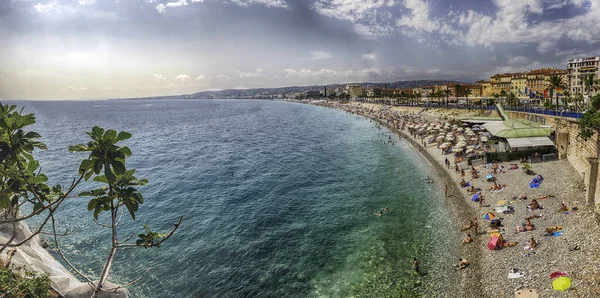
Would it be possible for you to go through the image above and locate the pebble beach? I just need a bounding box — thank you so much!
[307,100,600,297]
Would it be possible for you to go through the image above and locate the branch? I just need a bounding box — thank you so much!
[117,216,182,249]
[103,268,150,292]
[116,232,136,246]
[114,207,125,227]
[49,214,94,285]
[93,218,112,229]
[0,170,85,224]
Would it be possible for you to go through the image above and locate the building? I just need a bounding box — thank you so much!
[345,84,363,99]
[510,72,528,98]
[490,73,513,95]
[478,81,492,98]
[567,56,600,97]
[366,87,382,98]
[526,68,568,103]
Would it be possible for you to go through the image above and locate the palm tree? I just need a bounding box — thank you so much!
[414,91,421,106]
[573,92,584,111]
[442,89,450,106]
[507,92,518,109]
[464,87,472,109]
[546,74,567,110]
[499,89,508,107]
[582,74,600,110]
[563,90,571,111]
[454,85,464,107]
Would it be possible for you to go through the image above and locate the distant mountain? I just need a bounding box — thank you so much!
[124,80,468,100]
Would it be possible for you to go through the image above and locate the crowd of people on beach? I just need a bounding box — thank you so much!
[306,100,586,294]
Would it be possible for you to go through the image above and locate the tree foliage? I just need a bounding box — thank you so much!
[0,103,182,296]
[578,94,600,140]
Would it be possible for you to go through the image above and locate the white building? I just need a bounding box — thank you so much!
[567,56,600,99]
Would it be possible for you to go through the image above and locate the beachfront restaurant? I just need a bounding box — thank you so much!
[482,118,556,161]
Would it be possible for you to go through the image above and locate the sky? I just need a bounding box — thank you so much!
[1,0,600,100]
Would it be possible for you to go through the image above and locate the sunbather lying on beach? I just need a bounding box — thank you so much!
[462,219,474,230]
[528,199,542,210]
[559,202,568,212]
[467,186,477,195]
[536,195,554,200]
[461,234,472,245]
[460,179,469,187]
[544,226,563,236]
[458,258,470,270]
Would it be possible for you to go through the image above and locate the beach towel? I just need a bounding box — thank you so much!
[471,193,481,202]
[530,175,544,188]
[461,182,471,188]
[508,271,525,278]
[563,210,576,215]
[547,231,563,237]
[492,188,505,193]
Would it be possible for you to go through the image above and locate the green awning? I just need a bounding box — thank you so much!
[494,127,554,138]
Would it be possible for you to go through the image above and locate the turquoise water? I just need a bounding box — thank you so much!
[16,99,461,297]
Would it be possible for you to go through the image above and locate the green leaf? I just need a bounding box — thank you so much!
[93,175,108,183]
[91,126,104,139]
[104,129,117,142]
[112,160,126,174]
[120,146,132,157]
[69,144,89,152]
[117,131,132,141]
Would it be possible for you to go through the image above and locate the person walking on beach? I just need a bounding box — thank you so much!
[444,185,448,198]
[445,158,450,169]
[413,258,420,275]
[473,218,479,235]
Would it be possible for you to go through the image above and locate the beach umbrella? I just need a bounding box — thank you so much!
[480,136,489,142]
[550,271,567,279]
[486,174,495,181]
[482,212,496,220]
[552,277,572,291]
[482,132,492,137]
[472,127,482,131]
[466,148,474,154]
[487,235,499,250]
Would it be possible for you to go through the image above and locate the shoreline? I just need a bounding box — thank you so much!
[299,100,600,297]
[365,114,484,296]
[306,102,484,296]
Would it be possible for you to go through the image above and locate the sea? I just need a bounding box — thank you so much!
[13,99,462,297]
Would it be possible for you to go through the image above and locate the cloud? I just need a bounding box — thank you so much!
[216,74,231,81]
[396,0,438,33]
[78,0,95,4]
[308,50,332,60]
[507,56,528,65]
[196,75,207,81]
[230,0,287,8]
[237,70,264,78]
[313,0,396,37]
[166,0,189,8]
[34,0,61,13]
[156,3,166,13]
[153,74,166,81]
[361,53,377,60]
[175,74,191,81]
